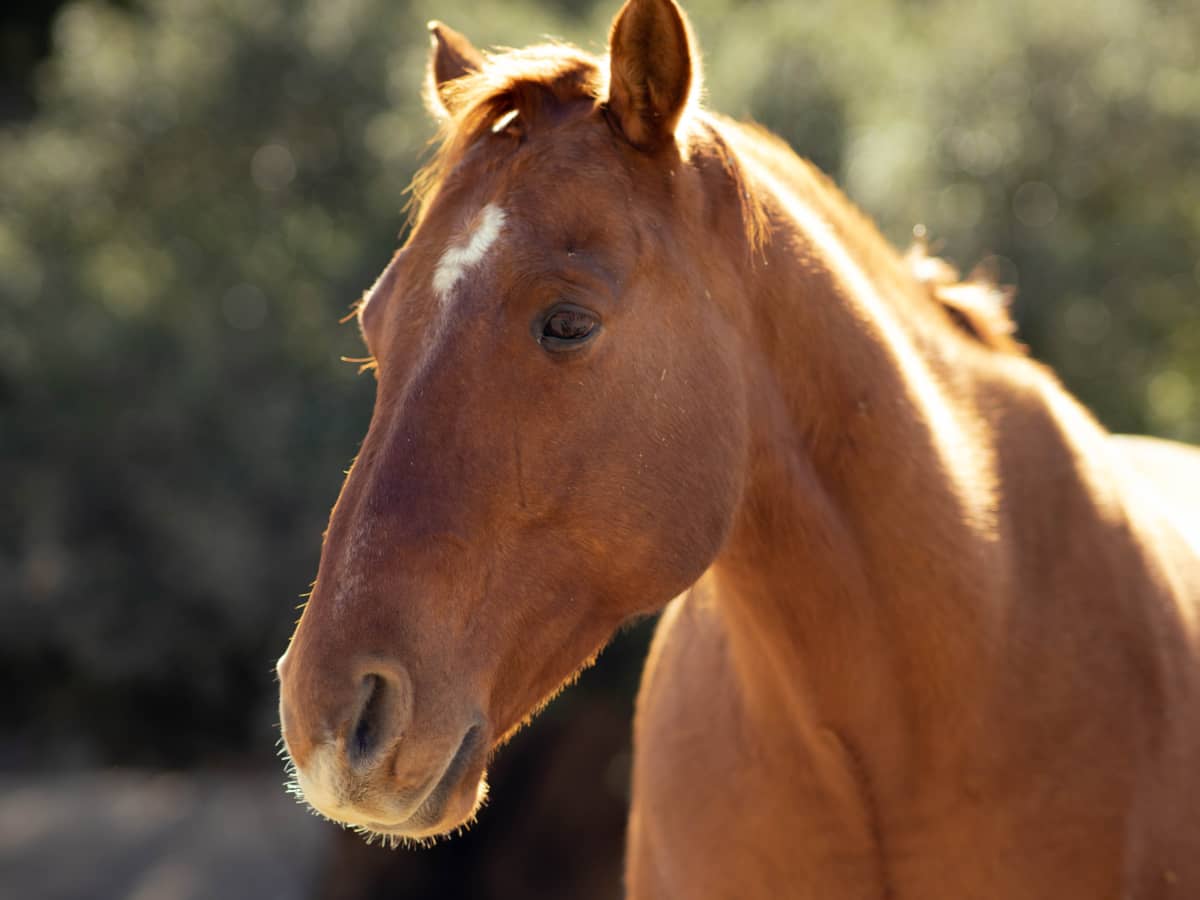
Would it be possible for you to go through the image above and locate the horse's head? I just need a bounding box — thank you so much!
[277,0,751,841]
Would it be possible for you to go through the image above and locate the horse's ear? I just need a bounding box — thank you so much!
[605,0,696,151]
[426,20,484,119]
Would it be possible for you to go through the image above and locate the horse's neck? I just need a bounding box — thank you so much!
[706,139,1132,779]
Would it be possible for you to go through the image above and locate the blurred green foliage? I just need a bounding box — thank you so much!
[1,0,1197,765]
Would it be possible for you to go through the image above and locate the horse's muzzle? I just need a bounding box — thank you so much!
[277,649,488,837]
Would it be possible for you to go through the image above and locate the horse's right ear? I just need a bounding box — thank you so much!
[426,21,484,119]
[605,0,696,151]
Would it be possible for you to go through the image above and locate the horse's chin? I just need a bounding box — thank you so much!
[396,777,489,842]
[359,770,490,844]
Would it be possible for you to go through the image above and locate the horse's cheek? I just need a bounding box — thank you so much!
[633,368,747,595]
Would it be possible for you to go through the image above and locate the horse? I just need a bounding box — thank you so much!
[276,0,1200,895]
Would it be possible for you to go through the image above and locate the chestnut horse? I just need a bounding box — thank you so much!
[277,0,1200,895]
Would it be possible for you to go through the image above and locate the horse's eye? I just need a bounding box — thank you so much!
[538,305,599,350]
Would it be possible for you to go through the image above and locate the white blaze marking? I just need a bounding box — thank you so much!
[432,204,507,301]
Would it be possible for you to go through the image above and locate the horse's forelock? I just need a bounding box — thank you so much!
[408,44,604,225]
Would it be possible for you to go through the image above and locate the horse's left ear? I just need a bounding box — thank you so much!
[426,20,485,119]
[605,0,696,151]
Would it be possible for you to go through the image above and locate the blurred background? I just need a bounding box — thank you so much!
[1,0,1197,897]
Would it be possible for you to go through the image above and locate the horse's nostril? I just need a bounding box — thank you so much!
[350,673,383,763]
[345,664,412,770]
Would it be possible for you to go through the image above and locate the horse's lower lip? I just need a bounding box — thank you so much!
[372,724,484,833]
[427,723,483,800]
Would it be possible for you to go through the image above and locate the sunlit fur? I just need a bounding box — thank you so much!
[278,1,1200,896]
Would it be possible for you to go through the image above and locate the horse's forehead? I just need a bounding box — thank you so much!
[386,123,635,321]
[430,203,509,304]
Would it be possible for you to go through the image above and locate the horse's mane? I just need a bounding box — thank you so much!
[903,242,1023,354]
[409,44,1021,356]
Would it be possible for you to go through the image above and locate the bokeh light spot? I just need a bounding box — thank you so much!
[1147,369,1194,425]
[1013,181,1058,228]
[251,143,297,193]
[950,128,1007,177]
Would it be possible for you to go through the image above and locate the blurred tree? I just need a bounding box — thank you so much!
[0,0,1196,776]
